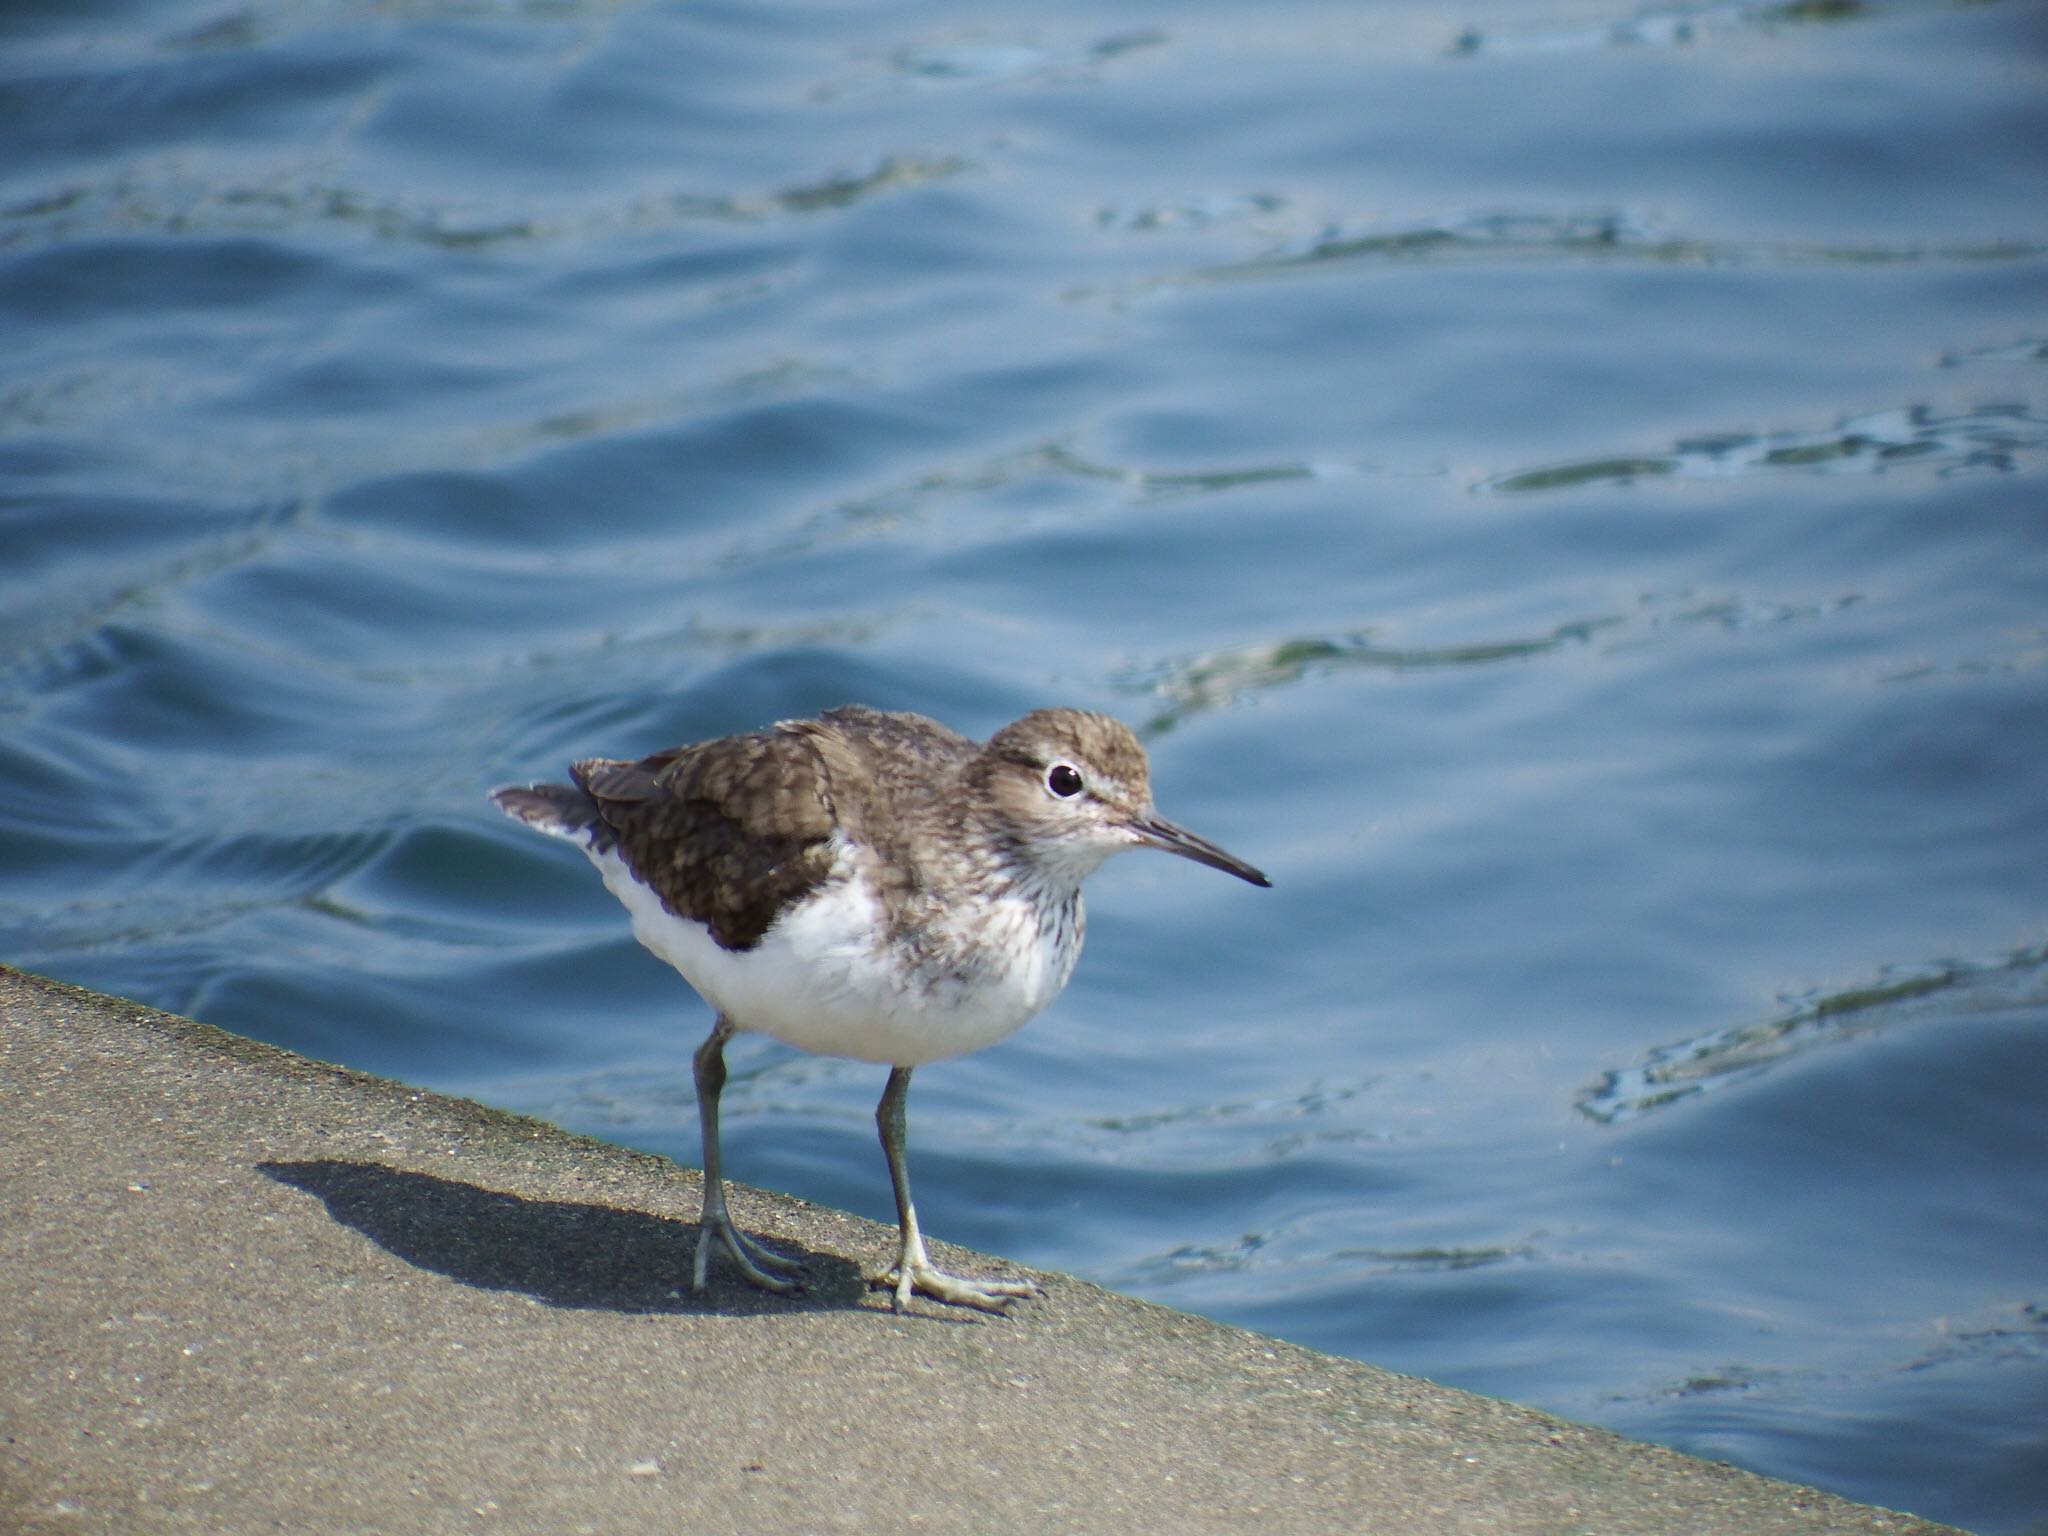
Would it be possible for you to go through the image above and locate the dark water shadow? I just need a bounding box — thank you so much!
[258,1158,866,1316]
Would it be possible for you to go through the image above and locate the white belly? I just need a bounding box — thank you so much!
[590,847,1078,1066]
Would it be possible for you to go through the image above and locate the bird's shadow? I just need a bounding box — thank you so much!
[257,1159,866,1316]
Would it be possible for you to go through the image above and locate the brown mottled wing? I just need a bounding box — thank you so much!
[793,706,977,888]
[571,728,839,952]
[809,704,975,772]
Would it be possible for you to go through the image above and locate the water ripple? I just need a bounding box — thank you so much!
[739,442,1381,567]
[1133,210,2044,300]
[1942,337,2048,368]
[1120,618,1624,733]
[1482,402,2048,494]
[1449,0,2002,59]
[1579,942,2048,1123]
[820,29,1165,99]
[1127,1231,1532,1285]
[1119,584,1874,731]
[0,155,970,255]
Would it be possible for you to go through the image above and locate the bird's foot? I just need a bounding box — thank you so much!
[871,1257,1041,1315]
[693,1208,803,1294]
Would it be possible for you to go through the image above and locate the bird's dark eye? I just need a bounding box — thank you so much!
[1046,763,1083,798]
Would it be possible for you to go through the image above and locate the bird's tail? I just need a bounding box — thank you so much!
[489,782,611,850]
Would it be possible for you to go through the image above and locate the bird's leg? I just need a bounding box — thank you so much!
[871,1066,1040,1314]
[691,1016,801,1292]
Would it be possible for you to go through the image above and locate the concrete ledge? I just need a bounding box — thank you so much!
[0,965,1962,1535]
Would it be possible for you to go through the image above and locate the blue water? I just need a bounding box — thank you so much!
[5,0,2046,1527]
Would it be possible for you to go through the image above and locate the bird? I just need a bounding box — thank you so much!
[491,704,1270,1313]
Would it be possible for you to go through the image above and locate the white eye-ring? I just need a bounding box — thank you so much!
[1046,762,1084,798]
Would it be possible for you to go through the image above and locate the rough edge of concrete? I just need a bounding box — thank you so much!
[0,965,1969,1536]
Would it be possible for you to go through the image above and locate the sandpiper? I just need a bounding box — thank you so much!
[492,705,1269,1313]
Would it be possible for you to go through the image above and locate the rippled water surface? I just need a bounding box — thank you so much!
[5,1,2046,1528]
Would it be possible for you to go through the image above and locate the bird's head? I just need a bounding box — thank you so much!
[975,709,1271,891]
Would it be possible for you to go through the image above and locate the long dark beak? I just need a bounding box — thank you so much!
[1129,812,1271,888]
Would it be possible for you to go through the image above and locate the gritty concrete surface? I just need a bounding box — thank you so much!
[0,964,1967,1536]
